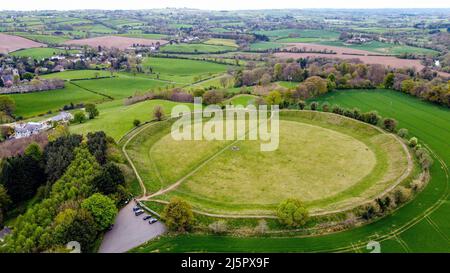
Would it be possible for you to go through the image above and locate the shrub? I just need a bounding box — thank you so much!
[85,104,99,119]
[362,111,380,125]
[409,137,418,147]
[361,202,380,220]
[153,105,165,121]
[73,111,86,124]
[297,100,306,110]
[393,186,411,205]
[276,198,309,227]
[133,119,141,127]
[309,101,318,111]
[382,118,398,132]
[332,104,343,115]
[162,197,194,232]
[321,102,330,112]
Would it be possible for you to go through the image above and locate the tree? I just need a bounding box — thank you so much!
[276,198,309,227]
[24,142,43,161]
[81,193,118,231]
[162,197,194,232]
[53,208,98,253]
[409,137,418,147]
[48,124,70,142]
[321,102,330,112]
[384,73,395,89]
[73,111,86,124]
[44,134,83,183]
[362,111,381,125]
[133,119,141,127]
[297,100,306,110]
[85,104,99,119]
[153,105,165,121]
[202,90,224,105]
[0,96,16,116]
[87,131,107,165]
[0,185,11,228]
[265,91,282,105]
[382,118,398,132]
[397,128,409,138]
[401,79,415,93]
[22,72,34,81]
[309,101,318,111]
[92,163,125,195]
[273,63,283,81]
[0,154,46,204]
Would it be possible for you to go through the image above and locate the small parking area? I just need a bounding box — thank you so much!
[98,201,166,253]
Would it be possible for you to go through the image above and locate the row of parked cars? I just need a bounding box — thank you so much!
[133,206,158,224]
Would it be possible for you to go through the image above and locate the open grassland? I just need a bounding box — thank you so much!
[41,69,113,80]
[160,43,236,53]
[6,83,106,118]
[10,47,79,60]
[249,41,284,51]
[115,33,168,39]
[70,100,192,142]
[142,57,231,84]
[132,89,450,253]
[127,111,409,215]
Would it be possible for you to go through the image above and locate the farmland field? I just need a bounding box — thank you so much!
[125,111,411,215]
[10,47,79,59]
[204,38,239,48]
[142,57,231,84]
[132,89,450,253]
[318,40,439,55]
[255,29,340,41]
[160,43,236,53]
[5,83,106,118]
[63,36,168,50]
[41,69,113,80]
[6,32,70,44]
[249,41,284,51]
[0,33,45,53]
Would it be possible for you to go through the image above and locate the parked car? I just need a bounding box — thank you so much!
[132,206,141,212]
[143,215,152,221]
[135,210,144,216]
[148,218,158,224]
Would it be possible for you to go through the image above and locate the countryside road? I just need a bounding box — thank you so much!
[98,202,166,253]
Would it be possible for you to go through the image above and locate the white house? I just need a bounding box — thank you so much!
[49,111,73,123]
[12,122,49,139]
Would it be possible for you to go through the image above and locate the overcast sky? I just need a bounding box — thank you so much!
[1,0,450,11]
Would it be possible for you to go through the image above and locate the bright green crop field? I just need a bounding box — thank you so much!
[41,70,113,80]
[142,57,231,84]
[132,89,450,253]
[10,47,79,60]
[160,43,236,53]
[6,83,106,118]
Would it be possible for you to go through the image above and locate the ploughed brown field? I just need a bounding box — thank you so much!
[276,43,450,78]
[0,33,46,53]
[63,36,168,50]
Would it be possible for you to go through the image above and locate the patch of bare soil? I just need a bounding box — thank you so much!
[63,36,168,50]
[0,33,46,53]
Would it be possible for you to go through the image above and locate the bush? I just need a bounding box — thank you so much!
[321,102,330,112]
[382,118,398,132]
[331,104,343,115]
[162,197,194,232]
[309,101,318,111]
[85,104,99,119]
[397,128,409,138]
[393,186,411,205]
[133,119,141,127]
[409,137,418,147]
[361,202,380,220]
[73,111,86,124]
[276,198,309,227]
[297,100,306,110]
[153,105,165,121]
[362,111,381,125]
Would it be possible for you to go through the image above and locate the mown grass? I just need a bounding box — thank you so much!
[41,69,113,80]
[132,89,450,253]
[7,32,70,44]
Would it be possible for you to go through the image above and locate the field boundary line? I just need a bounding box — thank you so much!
[425,216,450,243]
[394,234,411,253]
